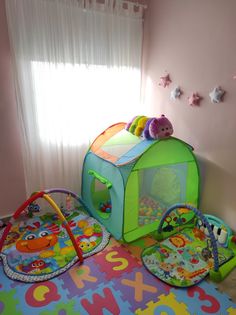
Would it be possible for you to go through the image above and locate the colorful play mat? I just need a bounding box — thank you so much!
[0,190,110,282]
[142,204,236,288]
[1,235,236,315]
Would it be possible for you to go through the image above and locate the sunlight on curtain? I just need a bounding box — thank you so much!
[32,62,141,146]
[6,0,145,195]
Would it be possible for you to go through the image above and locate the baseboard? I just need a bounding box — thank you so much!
[0,214,11,225]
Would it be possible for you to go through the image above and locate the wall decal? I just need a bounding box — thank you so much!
[159,74,172,88]
[188,93,202,107]
[170,86,183,100]
[209,86,225,103]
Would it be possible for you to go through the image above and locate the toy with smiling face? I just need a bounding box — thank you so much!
[169,234,191,248]
[19,259,51,273]
[126,115,173,140]
[16,222,58,253]
[148,115,173,139]
[142,115,173,140]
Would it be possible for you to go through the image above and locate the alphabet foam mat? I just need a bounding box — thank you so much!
[0,235,236,314]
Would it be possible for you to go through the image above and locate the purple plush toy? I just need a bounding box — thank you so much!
[149,115,173,139]
[126,114,173,140]
[143,118,155,140]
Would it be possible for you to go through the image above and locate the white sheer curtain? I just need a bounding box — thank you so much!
[5,0,144,195]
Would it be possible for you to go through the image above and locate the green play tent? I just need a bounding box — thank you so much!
[82,123,200,242]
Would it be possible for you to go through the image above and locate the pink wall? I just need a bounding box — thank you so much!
[142,0,236,229]
[0,0,26,217]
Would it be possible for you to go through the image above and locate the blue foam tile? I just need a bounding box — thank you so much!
[13,278,68,315]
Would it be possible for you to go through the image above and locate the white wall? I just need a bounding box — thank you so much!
[142,0,236,230]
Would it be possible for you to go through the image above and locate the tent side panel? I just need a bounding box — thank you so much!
[123,138,200,242]
[123,171,139,234]
[133,138,195,170]
[186,160,200,207]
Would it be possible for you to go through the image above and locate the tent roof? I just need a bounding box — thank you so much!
[90,123,160,166]
[90,123,195,167]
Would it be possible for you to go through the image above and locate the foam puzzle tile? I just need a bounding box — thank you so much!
[120,238,150,261]
[39,300,78,315]
[94,237,122,257]
[74,282,133,315]
[123,236,161,262]
[135,292,189,315]
[59,257,105,299]
[0,266,18,292]
[0,288,22,315]
[14,279,67,314]
[227,306,236,314]
[115,267,170,313]
[1,235,236,315]
[170,280,236,315]
[92,245,140,280]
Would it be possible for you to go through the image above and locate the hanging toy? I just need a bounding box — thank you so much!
[209,86,225,103]
[66,194,72,211]
[159,73,172,88]
[188,92,202,106]
[201,239,212,261]
[25,202,40,218]
[170,86,183,100]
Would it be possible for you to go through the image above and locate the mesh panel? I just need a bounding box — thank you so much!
[91,179,112,219]
[138,163,187,226]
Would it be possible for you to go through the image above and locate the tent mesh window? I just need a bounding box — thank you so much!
[91,179,112,219]
[138,163,188,226]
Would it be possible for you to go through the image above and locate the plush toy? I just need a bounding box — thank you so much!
[126,115,173,140]
[143,118,155,139]
[159,74,172,88]
[188,92,202,106]
[209,86,225,103]
[126,116,149,137]
[170,86,182,100]
[149,115,173,139]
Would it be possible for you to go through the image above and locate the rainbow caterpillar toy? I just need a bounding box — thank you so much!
[125,115,173,139]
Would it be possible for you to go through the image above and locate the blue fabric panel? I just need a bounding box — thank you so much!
[115,139,155,165]
[119,162,135,185]
[81,152,124,240]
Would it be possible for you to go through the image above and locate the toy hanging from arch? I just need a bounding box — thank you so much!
[142,204,236,287]
[0,188,110,282]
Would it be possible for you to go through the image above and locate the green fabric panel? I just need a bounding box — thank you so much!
[123,171,139,233]
[133,138,195,170]
[123,137,200,242]
[124,221,158,242]
[103,130,140,146]
[185,161,200,207]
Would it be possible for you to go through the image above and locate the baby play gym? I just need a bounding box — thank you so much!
[0,115,236,314]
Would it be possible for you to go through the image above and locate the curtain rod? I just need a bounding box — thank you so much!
[80,0,147,9]
[120,1,147,9]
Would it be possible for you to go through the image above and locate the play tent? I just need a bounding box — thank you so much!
[82,123,200,242]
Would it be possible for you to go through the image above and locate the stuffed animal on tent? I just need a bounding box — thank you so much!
[125,115,173,140]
